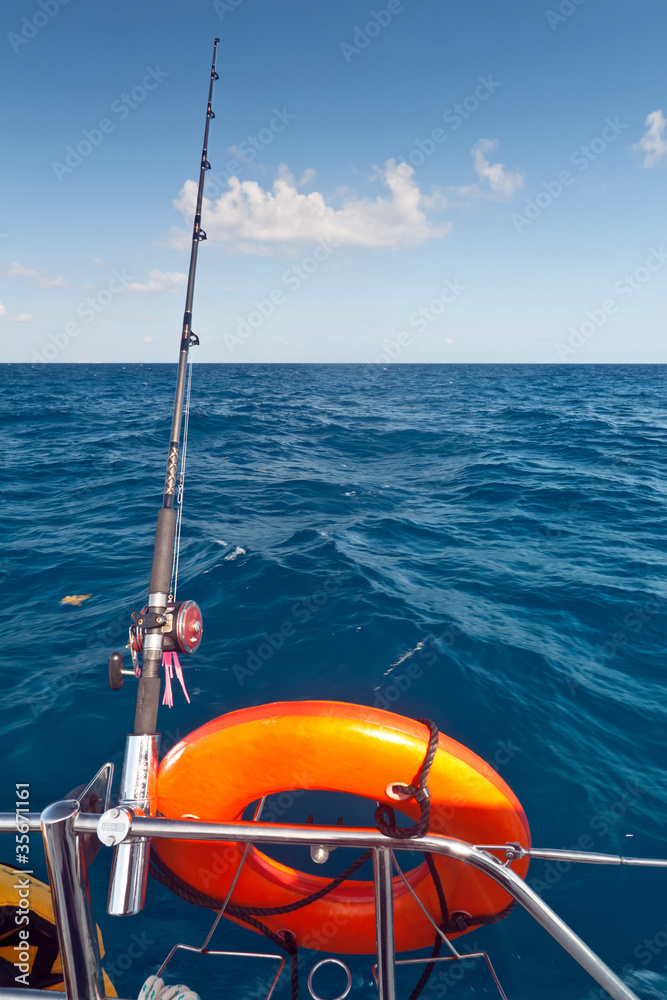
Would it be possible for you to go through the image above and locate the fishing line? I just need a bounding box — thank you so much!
[170,358,193,601]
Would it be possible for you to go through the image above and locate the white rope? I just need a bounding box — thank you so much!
[138,976,200,1000]
[170,360,193,601]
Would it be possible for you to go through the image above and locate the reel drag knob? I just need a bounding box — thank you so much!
[108,651,125,691]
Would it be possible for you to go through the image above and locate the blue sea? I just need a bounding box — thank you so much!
[1,363,666,1000]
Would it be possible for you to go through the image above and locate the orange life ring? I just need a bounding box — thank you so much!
[156,701,530,954]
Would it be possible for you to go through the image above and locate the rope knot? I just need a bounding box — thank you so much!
[449,911,470,933]
[375,719,439,840]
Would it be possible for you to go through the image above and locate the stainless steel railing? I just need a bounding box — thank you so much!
[2,790,662,1000]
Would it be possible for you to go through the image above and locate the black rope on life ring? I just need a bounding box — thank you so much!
[372,718,517,1000]
[374,718,439,840]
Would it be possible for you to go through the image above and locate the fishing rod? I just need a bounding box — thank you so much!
[133,35,221,735]
[106,38,220,916]
[115,37,220,733]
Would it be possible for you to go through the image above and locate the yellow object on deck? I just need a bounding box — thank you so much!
[0,864,116,995]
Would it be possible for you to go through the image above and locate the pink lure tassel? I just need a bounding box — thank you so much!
[162,652,191,707]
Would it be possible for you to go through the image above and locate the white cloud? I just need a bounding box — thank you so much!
[2,264,66,287]
[633,110,667,168]
[0,303,33,321]
[459,139,524,200]
[169,160,450,252]
[92,257,105,265]
[234,242,274,257]
[298,168,317,187]
[4,261,37,276]
[227,144,251,166]
[126,269,187,294]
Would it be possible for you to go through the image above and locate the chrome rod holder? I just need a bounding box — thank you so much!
[108,734,159,915]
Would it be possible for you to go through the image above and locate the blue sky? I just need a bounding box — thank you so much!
[1,0,666,363]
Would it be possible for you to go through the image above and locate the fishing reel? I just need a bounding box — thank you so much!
[108,600,203,691]
[129,600,203,655]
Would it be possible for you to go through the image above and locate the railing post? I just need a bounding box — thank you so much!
[41,801,103,1000]
[373,848,396,1000]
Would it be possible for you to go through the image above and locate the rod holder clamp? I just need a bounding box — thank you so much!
[97,807,134,847]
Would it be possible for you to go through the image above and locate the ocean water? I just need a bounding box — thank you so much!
[1,362,666,1000]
